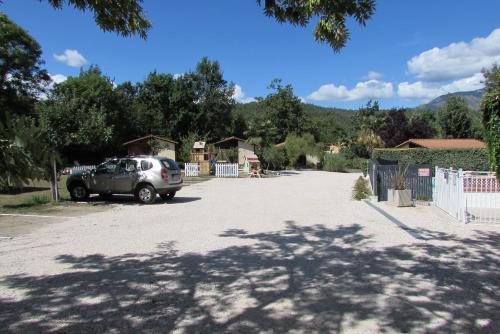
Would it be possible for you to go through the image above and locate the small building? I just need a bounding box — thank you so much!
[190,141,207,163]
[189,141,214,175]
[395,139,486,149]
[123,134,177,160]
[243,154,261,173]
[214,136,254,166]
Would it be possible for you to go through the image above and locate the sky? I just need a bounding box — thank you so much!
[2,1,500,109]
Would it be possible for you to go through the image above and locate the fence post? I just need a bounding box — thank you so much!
[457,169,465,222]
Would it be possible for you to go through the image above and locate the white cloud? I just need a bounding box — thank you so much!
[363,71,383,80]
[407,28,500,81]
[397,73,484,102]
[173,73,184,79]
[233,84,255,103]
[50,73,67,84]
[53,49,87,67]
[307,79,393,102]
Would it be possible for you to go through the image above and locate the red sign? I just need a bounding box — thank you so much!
[418,168,430,177]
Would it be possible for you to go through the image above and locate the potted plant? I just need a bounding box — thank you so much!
[389,166,412,207]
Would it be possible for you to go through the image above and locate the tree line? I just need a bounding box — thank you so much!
[2,7,500,191]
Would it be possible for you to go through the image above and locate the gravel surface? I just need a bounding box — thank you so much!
[0,171,499,333]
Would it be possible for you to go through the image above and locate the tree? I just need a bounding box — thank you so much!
[356,128,383,154]
[0,13,50,119]
[481,64,500,175]
[408,111,437,139]
[284,133,319,167]
[257,0,376,51]
[0,116,39,190]
[40,0,375,51]
[43,0,151,38]
[132,72,175,137]
[439,96,474,138]
[377,108,411,147]
[193,58,234,141]
[38,66,122,162]
[261,79,306,143]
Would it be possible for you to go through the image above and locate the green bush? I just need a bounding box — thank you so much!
[372,148,489,171]
[323,153,347,172]
[352,176,372,200]
[262,146,287,170]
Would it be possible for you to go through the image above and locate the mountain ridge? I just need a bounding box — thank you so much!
[418,88,485,110]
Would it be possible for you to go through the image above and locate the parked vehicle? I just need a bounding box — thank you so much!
[66,156,183,204]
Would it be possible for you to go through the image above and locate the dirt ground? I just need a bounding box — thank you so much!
[0,171,499,333]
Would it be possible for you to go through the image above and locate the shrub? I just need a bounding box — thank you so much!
[352,176,372,200]
[284,133,320,167]
[262,146,286,170]
[323,153,346,172]
[372,148,489,172]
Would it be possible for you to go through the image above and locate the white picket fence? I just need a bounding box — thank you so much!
[215,163,239,178]
[434,167,500,223]
[70,165,96,174]
[184,163,200,177]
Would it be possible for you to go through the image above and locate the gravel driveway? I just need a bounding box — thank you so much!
[0,171,499,333]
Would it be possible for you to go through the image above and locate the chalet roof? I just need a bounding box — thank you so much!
[214,136,246,145]
[245,154,260,163]
[123,134,178,146]
[395,138,486,149]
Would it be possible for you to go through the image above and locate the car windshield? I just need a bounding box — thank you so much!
[160,159,179,170]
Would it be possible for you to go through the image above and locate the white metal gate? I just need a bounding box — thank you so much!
[215,163,238,178]
[184,163,200,177]
[434,167,500,223]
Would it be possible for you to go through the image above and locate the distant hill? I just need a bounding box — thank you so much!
[419,88,485,111]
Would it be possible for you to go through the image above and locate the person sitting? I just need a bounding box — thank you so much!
[249,165,261,178]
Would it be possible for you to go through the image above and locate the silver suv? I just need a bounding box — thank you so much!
[66,156,183,204]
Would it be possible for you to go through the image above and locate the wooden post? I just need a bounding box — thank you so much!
[53,157,59,202]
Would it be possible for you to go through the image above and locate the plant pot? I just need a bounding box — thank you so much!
[393,189,412,207]
[387,188,394,202]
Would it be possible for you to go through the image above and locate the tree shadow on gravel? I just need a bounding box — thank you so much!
[0,222,499,333]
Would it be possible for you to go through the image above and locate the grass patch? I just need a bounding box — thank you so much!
[0,176,70,213]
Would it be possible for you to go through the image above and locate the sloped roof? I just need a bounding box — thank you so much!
[245,154,260,162]
[395,139,486,149]
[123,134,178,146]
[214,136,246,145]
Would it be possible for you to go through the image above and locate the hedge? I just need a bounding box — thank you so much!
[372,148,490,171]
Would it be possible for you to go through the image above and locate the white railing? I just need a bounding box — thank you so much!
[215,163,238,178]
[434,167,500,223]
[184,163,200,177]
[70,165,96,174]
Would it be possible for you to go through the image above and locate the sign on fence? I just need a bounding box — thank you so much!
[184,163,200,177]
[215,163,238,178]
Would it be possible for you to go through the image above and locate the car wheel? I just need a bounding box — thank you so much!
[160,192,176,201]
[69,184,89,201]
[136,185,156,204]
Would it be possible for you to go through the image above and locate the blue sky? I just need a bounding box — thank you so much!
[2,1,500,109]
